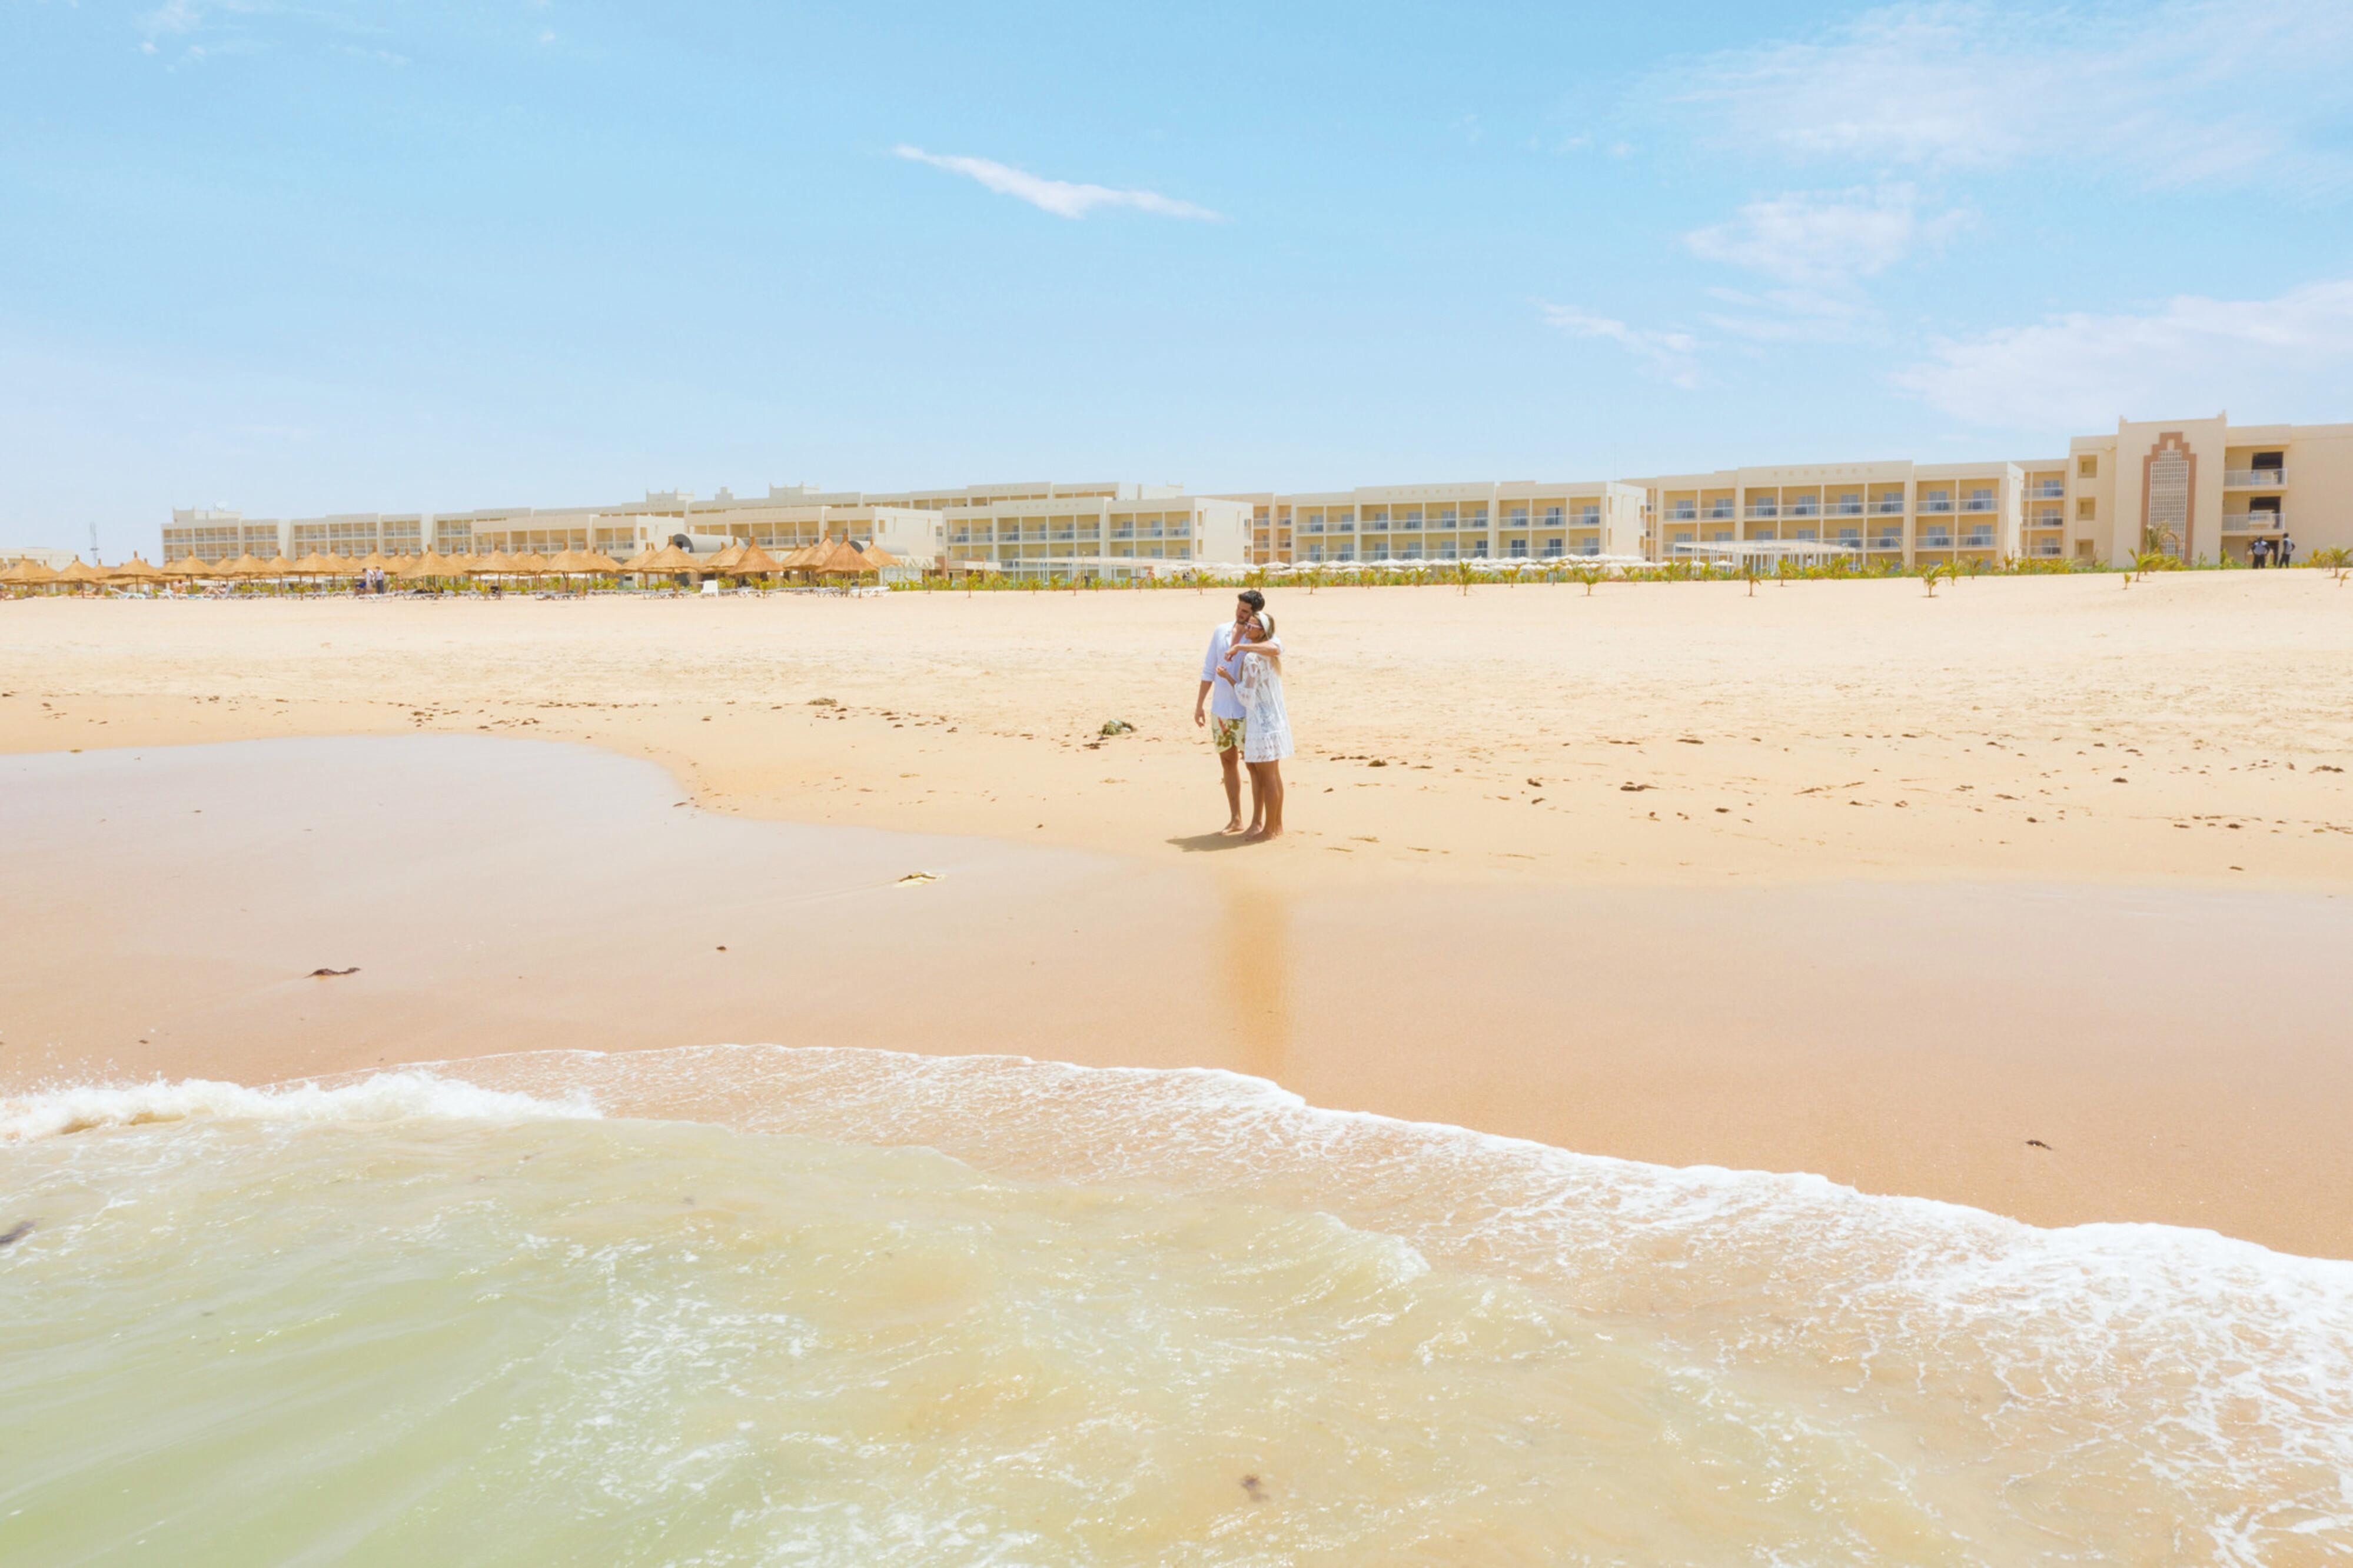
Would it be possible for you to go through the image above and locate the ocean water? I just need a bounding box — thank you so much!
[3,1048,2349,1566]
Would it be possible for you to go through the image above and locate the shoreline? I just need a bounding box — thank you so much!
[6,731,2349,1259]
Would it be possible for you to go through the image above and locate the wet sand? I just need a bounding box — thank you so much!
[6,735,2349,1257]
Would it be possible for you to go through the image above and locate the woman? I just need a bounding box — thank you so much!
[1221,612,1292,841]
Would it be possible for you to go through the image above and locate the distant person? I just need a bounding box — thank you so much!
[1195,590,1264,834]
[2251,536,2269,568]
[2279,532,2296,568]
[1220,610,1292,841]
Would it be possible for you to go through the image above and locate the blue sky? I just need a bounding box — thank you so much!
[6,0,2351,554]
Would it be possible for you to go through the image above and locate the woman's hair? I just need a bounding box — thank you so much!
[1257,612,1275,638]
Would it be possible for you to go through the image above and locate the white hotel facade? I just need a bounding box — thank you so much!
[164,414,2349,576]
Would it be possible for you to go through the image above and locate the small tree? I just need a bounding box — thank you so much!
[1571,564,1605,597]
[1921,561,1953,597]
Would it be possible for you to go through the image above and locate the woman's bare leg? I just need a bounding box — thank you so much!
[1244,762,1284,840]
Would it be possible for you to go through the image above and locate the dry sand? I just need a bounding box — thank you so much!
[4,574,2351,1254]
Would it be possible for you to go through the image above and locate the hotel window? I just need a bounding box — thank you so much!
[1362,508,1387,530]
[2077,498,2095,521]
[1398,507,1423,527]
[2078,456,2098,478]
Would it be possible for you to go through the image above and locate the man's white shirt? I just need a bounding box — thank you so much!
[1201,623,1247,721]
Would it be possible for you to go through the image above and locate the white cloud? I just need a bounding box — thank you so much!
[1539,304,1703,388]
[1684,185,1969,287]
[1700,286,1873,345]
[893,147,1222,222]
[1893,278,2353,430]
[1664,0,2353,188]
[139,0,203,39]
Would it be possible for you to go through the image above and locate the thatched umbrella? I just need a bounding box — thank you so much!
[809,540,881,586]
[615,545,656,574]
[54,557,108,594]
[396,550,460,587]
[107,555,167,589]
[554,549,622,591]
[639,542,697,580]
[161,553,211,579]
[288,551,339,592]
[1,558,61,595]
[703,541,747,574]
[729,542,782,584]
[356,550,394,575]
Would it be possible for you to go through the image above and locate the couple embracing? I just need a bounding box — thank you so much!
[1192,588,1293,841]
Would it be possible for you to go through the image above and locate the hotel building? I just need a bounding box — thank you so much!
[165,481,1251,581]
[163,414,2348,574]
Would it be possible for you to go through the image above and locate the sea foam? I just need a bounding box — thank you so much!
[0,1069,599,1143]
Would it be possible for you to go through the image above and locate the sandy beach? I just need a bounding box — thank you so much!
[5,571,2351,1256]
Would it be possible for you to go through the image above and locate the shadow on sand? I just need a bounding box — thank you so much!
[1166,831,1258,854]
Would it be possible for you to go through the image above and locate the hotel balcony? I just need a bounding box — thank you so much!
[1961,499,1996,512]
[1873,499,1905,514]
[1919,531,1955,548]
[1828,501,1865,515]
[1920,500,1955,513]
[2222,512,2286,532]
[2032,482,2065,498]
[1744,505,1779,519]
[2224,468,2287,487]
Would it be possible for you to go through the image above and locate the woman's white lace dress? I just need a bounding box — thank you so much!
[1235,639,1293,763]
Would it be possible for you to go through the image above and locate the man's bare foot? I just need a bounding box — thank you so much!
[1242,825,1282,842]
[1218,818,1245,834]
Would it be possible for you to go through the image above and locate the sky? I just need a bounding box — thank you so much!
[5,0,2352,555]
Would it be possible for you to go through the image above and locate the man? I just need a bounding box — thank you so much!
[1194,589,1264,834]
[2279,532,2296,569]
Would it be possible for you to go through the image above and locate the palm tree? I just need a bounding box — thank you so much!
[1921,561,1953,598]
[2307,545,2352,583]
[1570,564,1606,597]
